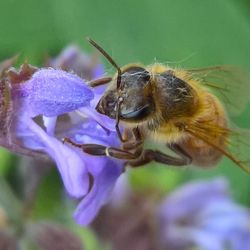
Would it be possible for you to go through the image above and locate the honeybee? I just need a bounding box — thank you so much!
[64,38,250,173]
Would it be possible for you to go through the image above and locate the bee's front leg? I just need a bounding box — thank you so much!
[88,76,112,87]
[63,137,142,160]
[122,127,143,150]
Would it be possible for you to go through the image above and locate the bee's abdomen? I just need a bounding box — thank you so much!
[178,93,228,167]
[179,134,226,167]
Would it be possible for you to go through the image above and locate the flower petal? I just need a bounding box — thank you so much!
[74,160,123,225]
[13,69,94,117]
[17,116,89,198]
[199,200,250,236]
[159,177,229,222]
[158,177,250,250]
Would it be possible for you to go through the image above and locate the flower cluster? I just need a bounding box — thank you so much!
[158,178,250,250]
[0,46,124,225]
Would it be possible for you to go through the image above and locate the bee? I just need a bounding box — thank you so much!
[64,38,250,173]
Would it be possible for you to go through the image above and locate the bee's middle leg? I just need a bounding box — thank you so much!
[129,144,192,167]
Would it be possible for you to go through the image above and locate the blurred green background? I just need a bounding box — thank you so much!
[1,0,250,249]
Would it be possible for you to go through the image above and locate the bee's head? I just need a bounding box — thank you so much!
[86,37,155,137]
[96,66,155,122]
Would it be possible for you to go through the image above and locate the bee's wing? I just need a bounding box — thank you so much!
[182,65,250,173]
[186,121,250,174]
[186,65,250,117]
[226,125,250,174]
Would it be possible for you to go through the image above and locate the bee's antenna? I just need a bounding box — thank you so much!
[86,37,122,89]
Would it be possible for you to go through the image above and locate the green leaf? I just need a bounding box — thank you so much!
[0,149,14,176]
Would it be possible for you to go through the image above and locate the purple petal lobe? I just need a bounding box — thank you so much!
[159,177,229,222]
[15,69,94,117]
[74,160,123,225]
[18,117,90,198]
[44,137,90,198]
[158,177,250,250]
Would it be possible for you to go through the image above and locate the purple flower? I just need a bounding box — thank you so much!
[48,44,115,131]
[0,53,124,225]
[158,178,250,250]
